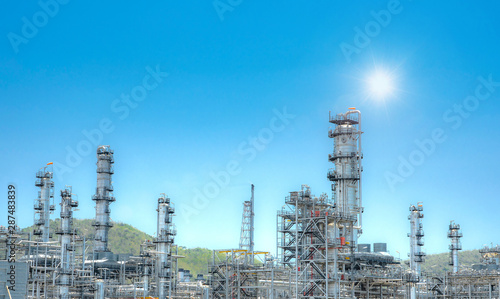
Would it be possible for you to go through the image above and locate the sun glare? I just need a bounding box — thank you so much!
[367,70,395,99]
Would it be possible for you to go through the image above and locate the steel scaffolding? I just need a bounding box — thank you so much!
[240,184,255,258]
[4,109,500,299]
[277,185,405,298]
[445,272,500,298]
[277,185,338,298]
[209,249,292,298]
[5,146,185,299]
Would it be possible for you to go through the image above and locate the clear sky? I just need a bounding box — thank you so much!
[1,1,500,258]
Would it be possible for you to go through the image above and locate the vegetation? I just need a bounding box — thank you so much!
[176,246,215,276]
[22,218,153,256]
[22,219,217,276]
[23,219,485,277]
[420,249,481,276]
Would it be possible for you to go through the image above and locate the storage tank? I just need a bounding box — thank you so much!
[358,244,371,253]
[178,268,185,282]
[373,243,387,253]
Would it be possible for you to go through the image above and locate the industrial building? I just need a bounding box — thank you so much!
[0,146,179,298]
[1,109,499,298]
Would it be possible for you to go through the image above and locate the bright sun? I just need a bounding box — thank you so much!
[367,71,394,99]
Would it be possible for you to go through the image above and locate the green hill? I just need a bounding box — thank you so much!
[420,249,481,276]
[23,218,153,255]
[176,247,215,276]
[23,219,485,278]
[22,219,215,276]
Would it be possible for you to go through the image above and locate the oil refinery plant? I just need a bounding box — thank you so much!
[1,109,499,298]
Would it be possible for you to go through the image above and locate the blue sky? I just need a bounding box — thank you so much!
[1,1,500,258]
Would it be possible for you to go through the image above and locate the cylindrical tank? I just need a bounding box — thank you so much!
[373,243,387,253]
[358,243,371,253]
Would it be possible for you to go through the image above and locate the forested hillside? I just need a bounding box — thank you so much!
[420,249,481,276]
[22,219,215,276]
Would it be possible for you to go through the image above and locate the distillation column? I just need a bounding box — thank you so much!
[408,203,425,299]
[34,165,55,242]
[448,221,462,273]
[139,241,155,297]
[326,109,363,298]
[57,187,78,299]
[92,145,115,253]
[408,203,425,275]
[155,194,176,299]
[327,109,363,250]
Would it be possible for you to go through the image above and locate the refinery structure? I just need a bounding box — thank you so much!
[1,109,500,298]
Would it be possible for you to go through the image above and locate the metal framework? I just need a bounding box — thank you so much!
[276,110,409,298]
[445,271,500,298]
[277,185,338,298]
[240,184,255,258]
[478,245,500,271]
[277,185,405,299]
[209,249,292,299]
[4,110,500,299]
[0,146,186,299]
[26,179,90,298]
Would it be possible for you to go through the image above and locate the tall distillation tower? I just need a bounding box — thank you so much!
[328,109,363,251]
[34,165,55,242]
[57,187,78,299]
[92,145,115,253]
[408,203,425,276]
[154,194,176,299]
[448,221,462,273]
[408,203,425,299]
